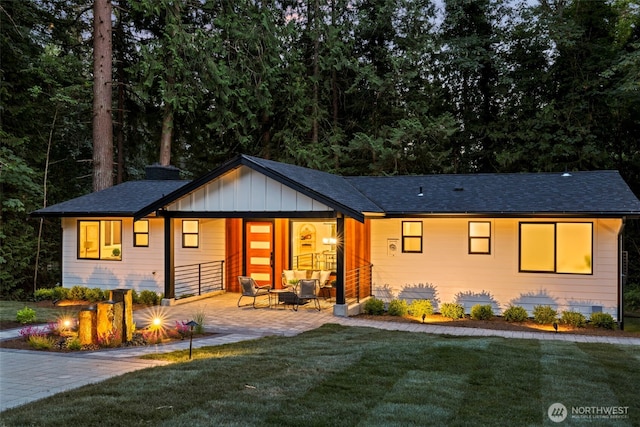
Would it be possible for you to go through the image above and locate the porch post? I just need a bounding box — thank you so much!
[334,215,345,306]
[163,214,175,301]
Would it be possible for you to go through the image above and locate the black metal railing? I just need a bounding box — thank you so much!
[293,252,337,271]
[344,263,373,305]
[174,260,224,299]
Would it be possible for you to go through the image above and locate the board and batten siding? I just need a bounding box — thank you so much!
[61,217,226,294]
[166,166,333,212]
[369,218,622,319]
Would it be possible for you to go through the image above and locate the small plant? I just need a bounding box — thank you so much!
[66,337,82,351]
[16,306,37,324]
[533,305,557,324]
[68,285,86,301]
[561,311,586,328]
[19,325,48,339]
[590,312,616,329]
[192,308,206,334]
[174,321,190,339]
[440,302,465,319]
[28,335,56,350]
[363,297,385,315]
[97,328,121,348]
[408,299,434,318]
[470,304,493,320]
[503,305,528,322]
[387,299,408,316]
[138,290,160,305]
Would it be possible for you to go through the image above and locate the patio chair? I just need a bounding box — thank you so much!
[317,270,333,300]
[237,276,270,308]
[294,279,321,311]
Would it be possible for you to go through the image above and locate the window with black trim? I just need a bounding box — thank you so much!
[402,221,422,253]
[133,220,149,247]
[519,222,592,274]
[182,220,199,248]
[78,220,122,260]
[469,221,491,254]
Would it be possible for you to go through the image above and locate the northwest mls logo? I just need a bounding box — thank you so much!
[548,403,568,423]
[548,403,630,422]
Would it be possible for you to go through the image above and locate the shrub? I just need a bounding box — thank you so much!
[66,337,82,351]
[560,311,586,328]
[138,290,160,305]
[624,287,640,312]
[131,289,139,304]
[85,288,106,303]
[533,305,557,324]
[387,299,409,316]
[470,304,494,320]
[363,297,385,315]
[51,286,69,301]
[68,285,87,301]
[503,305,528,322]
[16,306,37,324]
[440,302,465,319]
[590,312,616,329]
[192,308,206,334]
[408,299,434,318]
[34,288,54,301]
[28,335,56,350]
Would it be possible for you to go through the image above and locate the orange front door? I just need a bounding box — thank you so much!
[245,221,274,287]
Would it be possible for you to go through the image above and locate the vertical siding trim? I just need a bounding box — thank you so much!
[225,218,243,292]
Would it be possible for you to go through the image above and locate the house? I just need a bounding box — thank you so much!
[33,155,640,323]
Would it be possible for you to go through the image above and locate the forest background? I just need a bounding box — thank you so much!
[1,0,639,298]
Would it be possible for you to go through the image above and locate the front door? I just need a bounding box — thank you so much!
[245,221,274,287]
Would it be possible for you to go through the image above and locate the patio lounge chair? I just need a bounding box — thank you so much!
[294,279,321,311]
[237,276,270,308]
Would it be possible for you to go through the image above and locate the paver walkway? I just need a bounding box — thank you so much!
[1,293,639,412]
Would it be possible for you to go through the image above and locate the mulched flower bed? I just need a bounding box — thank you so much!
[355,313,640,338]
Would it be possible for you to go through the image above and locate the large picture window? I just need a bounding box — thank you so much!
[78,220,122,260]
[469,221,491,254]
[519,222,592,274]
[182,220,199,248]
[402,221,423,253]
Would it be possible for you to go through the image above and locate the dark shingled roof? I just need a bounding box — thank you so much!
[31,155,640,219]
[32,180,189,217]
[346,170,640,216]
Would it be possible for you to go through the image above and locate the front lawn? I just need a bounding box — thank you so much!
[1,324,638,426]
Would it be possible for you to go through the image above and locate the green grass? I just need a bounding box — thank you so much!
[1,324,638,426]
[0,301,83,325]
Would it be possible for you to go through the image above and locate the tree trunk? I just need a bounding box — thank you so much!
[159,106,173,166]
[92,0,113,191]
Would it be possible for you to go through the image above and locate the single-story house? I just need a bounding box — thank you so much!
[32,155,640,322]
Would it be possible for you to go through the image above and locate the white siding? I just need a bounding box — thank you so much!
[165,166,332,212]
[61,217,226,294]
[62,217,165,294]
[370,218,622,319]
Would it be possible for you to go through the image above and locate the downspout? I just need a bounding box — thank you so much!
[618,218,626,330]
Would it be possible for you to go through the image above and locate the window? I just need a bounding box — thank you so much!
[133,220,149,247]
[402,221,422,253]
[519,222,592,274]
[182,220,199,248]
[469,221,491,254]
[78,220,122,260]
